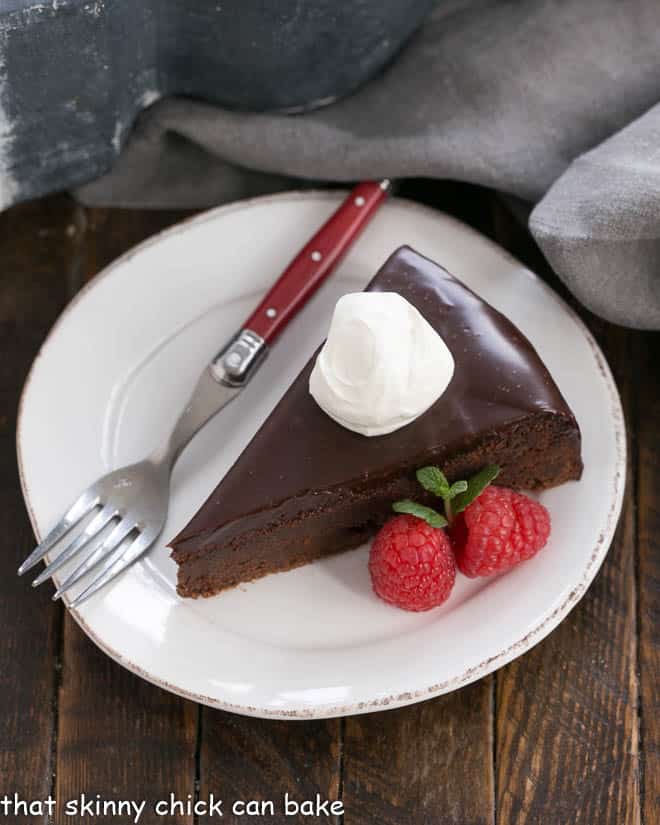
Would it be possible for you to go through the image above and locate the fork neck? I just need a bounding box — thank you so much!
[150,364,245,471]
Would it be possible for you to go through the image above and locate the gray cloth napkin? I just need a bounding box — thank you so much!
[76,0,660,329]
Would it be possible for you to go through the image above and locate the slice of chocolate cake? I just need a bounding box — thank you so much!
[171,246,582,598]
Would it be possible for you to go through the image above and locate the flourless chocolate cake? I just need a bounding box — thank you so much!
[171,246,582,597]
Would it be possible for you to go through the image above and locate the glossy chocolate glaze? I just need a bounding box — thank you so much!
[171,246,580,558]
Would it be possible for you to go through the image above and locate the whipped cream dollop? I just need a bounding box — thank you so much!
[309,292,455,436]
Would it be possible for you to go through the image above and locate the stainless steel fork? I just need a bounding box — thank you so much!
[19,181,390,606]
[18,363,246,606]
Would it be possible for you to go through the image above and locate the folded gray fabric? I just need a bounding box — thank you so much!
[71,0,660,329]
[531,104,660,329]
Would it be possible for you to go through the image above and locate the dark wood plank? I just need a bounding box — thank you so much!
[55,616,198,824]
[400,179,499,240]
[0,195,81,819]
[198,713,342,824]
[636,330,660,825]
[495,323,640,824]
[80,207,199,276]
[54,207,200,825]
[342,683,494,825]
[491,198,642,823]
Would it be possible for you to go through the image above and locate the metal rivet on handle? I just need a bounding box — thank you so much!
[354,196,365,207]
[311,250,322,262]
[266,308,277,318]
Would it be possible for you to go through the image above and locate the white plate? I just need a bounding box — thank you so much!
[18,192,625,719]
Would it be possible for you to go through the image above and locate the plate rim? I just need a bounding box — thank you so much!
[16,190,626,719]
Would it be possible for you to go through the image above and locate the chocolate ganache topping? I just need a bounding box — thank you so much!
[172,246,578,557]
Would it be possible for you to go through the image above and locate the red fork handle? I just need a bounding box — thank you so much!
[244,180,390,343]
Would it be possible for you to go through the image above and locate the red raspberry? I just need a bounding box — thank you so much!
[369,514,456,611]
[451,487,551,577]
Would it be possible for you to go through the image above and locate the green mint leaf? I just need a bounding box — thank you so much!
[447,480,468,499]
[451,465,500,514]
[416,466,450,498]
[392,499,448,528]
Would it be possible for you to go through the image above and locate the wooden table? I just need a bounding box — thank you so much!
[1,184,657,825]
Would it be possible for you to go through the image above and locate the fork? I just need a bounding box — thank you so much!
[18,181,390,607]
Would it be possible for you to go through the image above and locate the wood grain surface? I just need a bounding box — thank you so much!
[488,205,643,825]
[637,331,660,825]
[0,197,80,824]
[0,187,656,825]
[496,325,640,825]
[343,680,495,825]
[199,715,342,824]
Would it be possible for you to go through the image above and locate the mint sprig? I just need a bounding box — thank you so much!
[392,500,448,528]
[416,467,468,502]
[416,466,449,498]
[392,464,500,527]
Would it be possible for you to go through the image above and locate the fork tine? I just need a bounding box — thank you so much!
[31,504,116,587]
[69,529,160,608]
[18,490,100,575]
[52,520,136,600]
